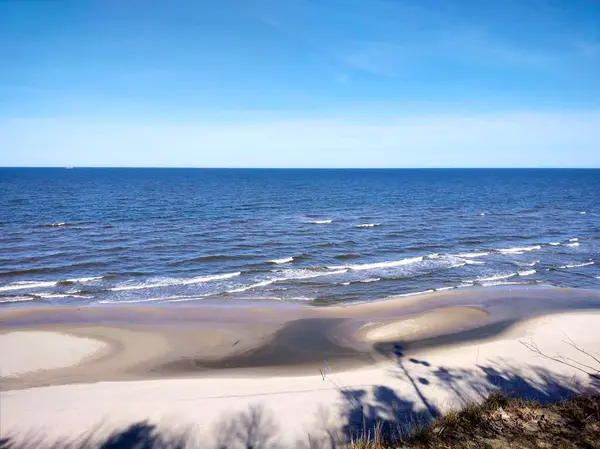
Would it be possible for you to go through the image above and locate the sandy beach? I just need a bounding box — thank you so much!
[2,286,600,448]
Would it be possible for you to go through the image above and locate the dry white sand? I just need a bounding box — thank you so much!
[0,331,107,377]
[2,311,599,448]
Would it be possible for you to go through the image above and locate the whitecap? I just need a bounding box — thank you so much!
[360,278,381,283]
[67,276,103,283]
[568,238,579,242]
[0,296,36,304]
[580,211,586,214]
[37,293,92,299]
[334,256,423,271]
[227,269,347,294]
[288,296,314,301]
[424,253,441,259]
[396,289,435,298]
[558,261,594,269]
[111,272,241,291]
[99,295,189,304]
[566,242,580,247]
[311,219,333,224]
[517,269,536,277]
[479,280,526,287]
[228,279,276,293]
[269,257,294,264]
[464,260,485,265]
[356,223,380,228]
[516,260,539,267]
[0,281,57,292]
[497,245,541,254]
[476,273,516,282]
[456,252,489,258]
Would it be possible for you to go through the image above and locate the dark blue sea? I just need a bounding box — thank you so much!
[1,168,599,307]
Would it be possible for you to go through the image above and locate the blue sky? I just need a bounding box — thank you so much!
[1,0,599,167]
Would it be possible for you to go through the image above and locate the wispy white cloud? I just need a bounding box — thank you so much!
[573,40,600,59]
[249,0,589,78]
[2,110,599,167]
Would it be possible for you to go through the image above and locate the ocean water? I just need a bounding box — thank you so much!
[0,168,599,307]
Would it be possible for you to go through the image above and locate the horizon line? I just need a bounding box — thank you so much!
[1,166,599,170]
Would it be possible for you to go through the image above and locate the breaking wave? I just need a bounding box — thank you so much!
[111,272,241,292]
[558,261,594,269]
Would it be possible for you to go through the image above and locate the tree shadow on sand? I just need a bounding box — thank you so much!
[339,343,600,445]
[0,422,189,449]
[0,405,280,449]
[2,348,599,449]
[212,404,281,449]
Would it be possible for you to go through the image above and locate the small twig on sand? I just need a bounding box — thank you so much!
[520,340,600,380]
[563,335,600,366]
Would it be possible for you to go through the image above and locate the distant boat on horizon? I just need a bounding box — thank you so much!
[65,166,74,169]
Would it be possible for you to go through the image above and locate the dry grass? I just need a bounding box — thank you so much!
[349,393,600,449]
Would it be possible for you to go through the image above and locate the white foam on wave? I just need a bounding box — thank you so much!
[559,261,594,269]
[360,278,380,283]
[334,256,423,271]
[549,242,560,246]
[99,295,191,304]
[580,211,586,214]
[269,257,294,264]
[49,222,66,227]
[479,280,525,287]
[0,296,36,304]
[228,269,348,294]
[497,245,541,254]
[0,281,57,292]
[516,260,539,267]
[356,223,380,228]
[456,252,489,258]
[67,276,103,283]
[476,273,516,282]
[568,238,579,242]
[0,276,104,293]
[111,272,241,292]
[396,289,435,298]
[517,269,536,277]
[37,293,92,299]
[464,260,485,265]
[228,279,276,293]
[566,242,580,247]
[311,219,333,224]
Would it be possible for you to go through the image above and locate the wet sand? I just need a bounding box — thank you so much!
[2,286,600,390]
